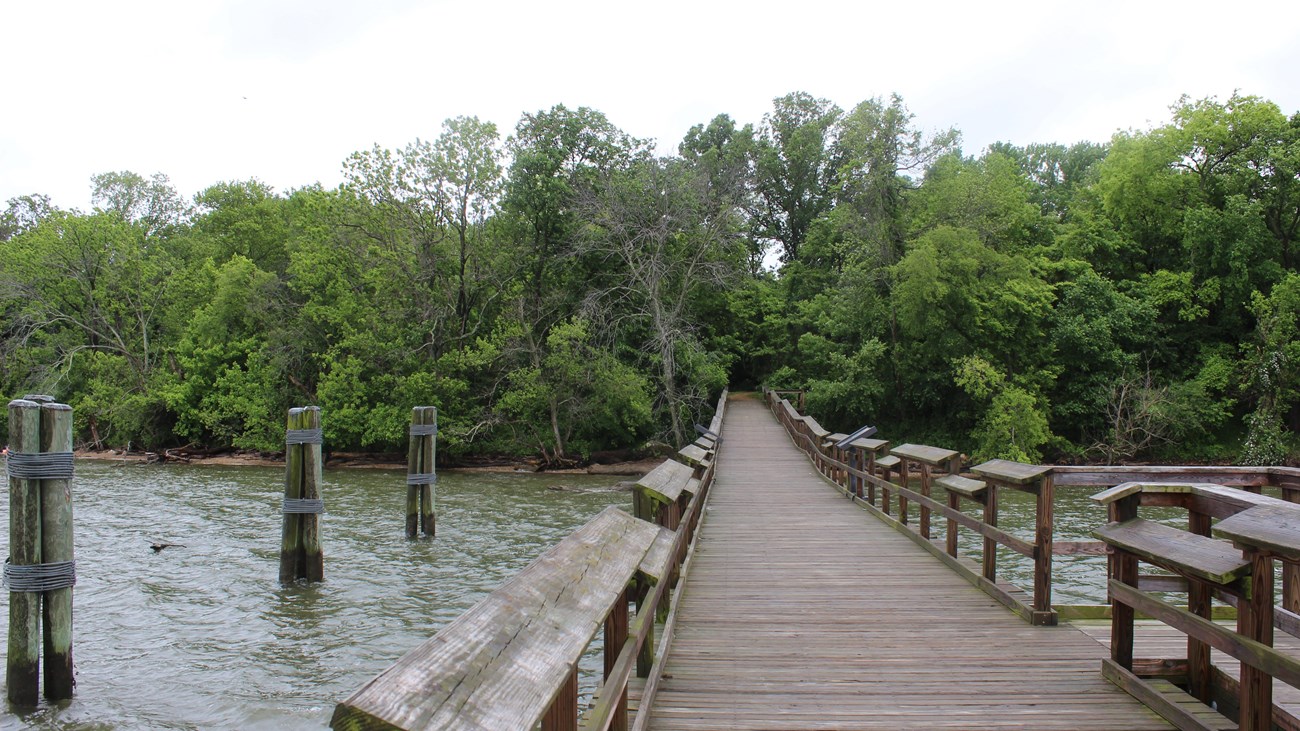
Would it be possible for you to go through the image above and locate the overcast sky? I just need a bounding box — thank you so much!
[3,0,1299,212]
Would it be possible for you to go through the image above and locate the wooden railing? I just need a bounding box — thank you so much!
[331,390,728,731]
[764,387,1300,729]
[764,388,1058,625]
[1094,482,1300,731]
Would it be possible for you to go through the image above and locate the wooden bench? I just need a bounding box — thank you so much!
[676,443,713,473]
[889,444,960,538]
[935,474,987,560]
[1090,481,1298,730]
[935,474,986,500]
[1094,518,1251,587]
[847,437,890,500]
[634,459,696,531]
[331,506,671,731]
[971,459,1055,622]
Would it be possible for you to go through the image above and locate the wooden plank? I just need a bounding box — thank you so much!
[1101,660,1236,731]
[1108,579,1300,690]
[935,474,986,499]
[1095,519,1252,585]
[890,443,959,467]
[635,459,695,505]
[849,437,889,452]
[876,455,900,469]
[676,444,712,470]
[1215,504,1300,562]
[637,527,678,585]
[972,459,1052,485]
[1091,483,1147,505]
[331,506,660,731]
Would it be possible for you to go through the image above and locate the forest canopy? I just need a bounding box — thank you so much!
[2,92,1298,467]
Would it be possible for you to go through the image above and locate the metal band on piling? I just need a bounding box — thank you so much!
[285,428,323,445]
[406,473,438,486]
[408,424,437,437]
[282,498,325,514]
[3,561,76,593]
[5,452,75,480]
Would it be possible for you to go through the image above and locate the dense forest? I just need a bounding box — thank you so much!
[1,91,1298,467]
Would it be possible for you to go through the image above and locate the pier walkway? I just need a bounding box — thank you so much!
[644,397,1170,730]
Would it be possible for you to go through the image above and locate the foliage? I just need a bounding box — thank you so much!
[3,91,1299,467]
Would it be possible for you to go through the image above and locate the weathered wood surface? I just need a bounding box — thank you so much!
[889,443,959,467]
[1079,620,1300,725]
[1094,519,1252,586]
[849,437,889,452]
[332,506,662,731]
[973,458,1053,486]
[637,459,696,505]
[935,473,986,499]
[1215,505,1300,562]
[1055,465,1300,489]
[646,399,1170,730]
[676,444,712,470]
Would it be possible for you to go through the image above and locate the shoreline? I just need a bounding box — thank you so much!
[70,449,662,477]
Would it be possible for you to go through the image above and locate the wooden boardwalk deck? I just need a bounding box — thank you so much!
[646,397,1172,730]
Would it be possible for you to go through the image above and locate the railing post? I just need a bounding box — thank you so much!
[605,588,629,731]
[983,484,998,582]
[1033,471,1053,617]
[1108,494,1139,671]
[1284,486,1300,613]
[897,458,910,526]
[1238,552,1274,731]
[880,462,892,516]
[541,667,578,731]
[946,490,961,557]
[852,447,863,499]
[919,463,932,540]
[1187,509,1212,703]
[944,454,962,558]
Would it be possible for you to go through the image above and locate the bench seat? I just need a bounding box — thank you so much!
[936,474,987,499]
[1094,518,1252,586]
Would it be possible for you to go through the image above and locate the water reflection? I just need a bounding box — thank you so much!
[0,461,630,729]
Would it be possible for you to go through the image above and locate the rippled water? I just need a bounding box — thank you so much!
[0,460,630,730]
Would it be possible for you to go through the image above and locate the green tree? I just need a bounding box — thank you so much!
[752,92,842,263]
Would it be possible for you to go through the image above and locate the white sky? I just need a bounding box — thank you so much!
[3,0,1299,211]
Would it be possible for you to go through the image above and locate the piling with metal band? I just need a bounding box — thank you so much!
[279,407,325,583]
[5,399,77,705]
[406,407,437,538]
[6,399,42,705]
[40,402,75,700]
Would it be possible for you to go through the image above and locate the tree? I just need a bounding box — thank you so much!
[834,94,958,267]
[500,104,651,458]
[91,171,189,236]
[192,179,292,273]
[752,92,842,263]
[576,157,742,444]
[432,116,506,344]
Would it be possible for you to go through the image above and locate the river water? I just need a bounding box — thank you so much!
[0,459,1232,729]
[0,460,631,730]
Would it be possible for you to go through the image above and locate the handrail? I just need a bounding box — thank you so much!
[764,391,1058,624]
[332,389,728,731]
[1094,482,1300,730]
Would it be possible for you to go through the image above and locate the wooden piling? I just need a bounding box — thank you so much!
[405,409,421,539]
[300,406,324,582]
[6,399,42,706]
[419,407,436,538]
[40,403,75,701]
[279,407,305,584]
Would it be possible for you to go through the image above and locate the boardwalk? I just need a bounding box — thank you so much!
[647,397,1171,730]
